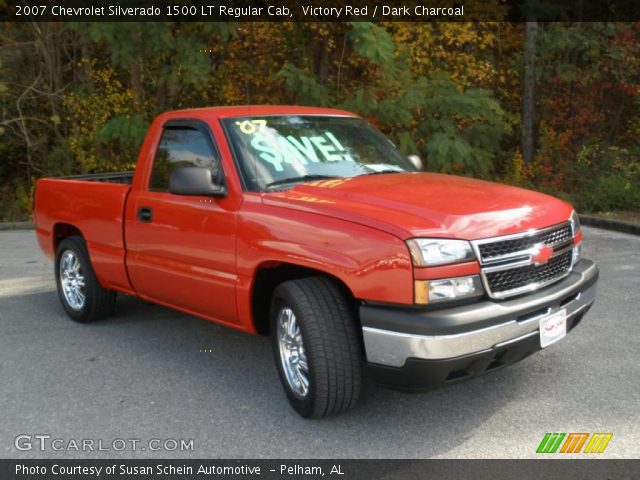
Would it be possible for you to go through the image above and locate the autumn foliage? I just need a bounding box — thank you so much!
[1,22,639,220]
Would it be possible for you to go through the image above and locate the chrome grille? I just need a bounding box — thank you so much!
[478,223,572,262]
[473,222,575,299]
[485,250,572,296]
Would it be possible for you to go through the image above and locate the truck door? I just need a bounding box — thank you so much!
[125,120,239,327]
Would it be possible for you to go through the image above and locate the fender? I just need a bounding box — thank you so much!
[235,194,414,331]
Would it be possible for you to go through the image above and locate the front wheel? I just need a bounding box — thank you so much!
[55,236,116,323]
[271,277,363,418]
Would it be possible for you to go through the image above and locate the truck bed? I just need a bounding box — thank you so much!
[33,174,134,294]
[57,171,134,184]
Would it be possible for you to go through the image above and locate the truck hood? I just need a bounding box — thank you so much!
[262,172,574,240]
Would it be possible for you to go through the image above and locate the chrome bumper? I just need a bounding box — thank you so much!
[361,259,598,368]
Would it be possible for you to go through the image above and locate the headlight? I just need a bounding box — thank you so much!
[570,210,583,263]
[414,275,483,304]
[570,210,581,234]
[406,238,475,267]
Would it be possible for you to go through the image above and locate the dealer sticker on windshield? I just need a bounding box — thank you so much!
[539,309,567,348]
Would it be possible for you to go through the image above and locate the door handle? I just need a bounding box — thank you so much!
[137,207,153,223]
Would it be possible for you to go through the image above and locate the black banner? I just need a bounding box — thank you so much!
[2,0,640,22]
[1,460,639,480]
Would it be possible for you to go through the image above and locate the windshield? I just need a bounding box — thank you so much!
[222,115,416,191]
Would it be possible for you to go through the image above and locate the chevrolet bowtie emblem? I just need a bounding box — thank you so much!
[532,244,554,265]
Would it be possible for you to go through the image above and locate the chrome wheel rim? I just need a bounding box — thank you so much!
[277,307,309,399]
[59,250,86,310]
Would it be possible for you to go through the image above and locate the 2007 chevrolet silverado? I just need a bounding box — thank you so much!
[34,106,599,418]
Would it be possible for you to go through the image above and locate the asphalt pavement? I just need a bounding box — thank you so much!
[1,227,638,458]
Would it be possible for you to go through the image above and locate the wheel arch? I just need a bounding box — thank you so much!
[251,261,359,336]
[53,222,84,251]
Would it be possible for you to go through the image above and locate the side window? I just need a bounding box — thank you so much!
[149,126,219,192]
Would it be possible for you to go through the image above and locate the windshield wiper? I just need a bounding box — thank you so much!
[360,169,404,176]
[264,174,340,190]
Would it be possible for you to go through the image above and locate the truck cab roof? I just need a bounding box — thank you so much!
[155,105,359,122]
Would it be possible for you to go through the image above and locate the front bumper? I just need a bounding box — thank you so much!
[361,259,598,390]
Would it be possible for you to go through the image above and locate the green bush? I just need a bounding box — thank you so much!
[573,174,640,213]
[0,182,33,222]
[567,144,640,213]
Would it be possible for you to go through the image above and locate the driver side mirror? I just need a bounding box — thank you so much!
[169,167,227,197]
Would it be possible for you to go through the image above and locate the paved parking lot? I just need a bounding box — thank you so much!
[1,227,638,458]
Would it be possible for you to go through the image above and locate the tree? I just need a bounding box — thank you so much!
[522,21,537,165]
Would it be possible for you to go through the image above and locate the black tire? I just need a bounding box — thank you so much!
[270,277,363,418]
[54,236,116,323]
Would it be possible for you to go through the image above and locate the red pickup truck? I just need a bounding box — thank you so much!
[34,106,598,418]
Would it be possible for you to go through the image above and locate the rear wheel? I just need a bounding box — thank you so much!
[55,236,116,323]
[271,277,363,418]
